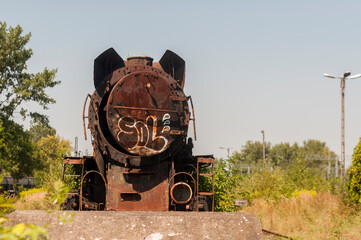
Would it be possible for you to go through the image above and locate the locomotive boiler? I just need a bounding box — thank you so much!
[62,48,214,211]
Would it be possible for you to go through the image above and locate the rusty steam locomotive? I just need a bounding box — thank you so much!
[62,49,214,211]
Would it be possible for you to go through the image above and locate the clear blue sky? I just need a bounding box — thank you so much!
[2,1,361,167]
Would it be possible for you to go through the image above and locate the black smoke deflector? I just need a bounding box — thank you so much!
[94,48,125,88]
[159,50,186,89]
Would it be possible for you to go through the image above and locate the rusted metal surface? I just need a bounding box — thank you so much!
[168,172,196,206]
[106,162,169,211]
[64,48,215,212]
[105,70,188,156]
[87,62,190,167]
[170,182,192,204]
[63,157,85,164]
[112,106,179,113]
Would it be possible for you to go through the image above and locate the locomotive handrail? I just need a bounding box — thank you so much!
[113,105,178,113]
[187,96,197,141]
[82,94,92,140]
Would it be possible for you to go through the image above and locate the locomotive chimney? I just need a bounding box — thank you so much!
[127,56,153,66]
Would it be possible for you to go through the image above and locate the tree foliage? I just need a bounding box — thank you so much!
[27,122,56,143]
[227,140,270,173]
[34,135,71,188]
[0,21,60,187]
[0,21,59,123]
[0,117,37,181]
[227,139,336,173]
[347,138,361,203]
[301,139,330,155]
[269,142,299,166]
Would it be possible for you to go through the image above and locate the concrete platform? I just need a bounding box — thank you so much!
[5,210,262,240]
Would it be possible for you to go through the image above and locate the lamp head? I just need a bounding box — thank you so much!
[344,71,351,77]
[323,73,337,79]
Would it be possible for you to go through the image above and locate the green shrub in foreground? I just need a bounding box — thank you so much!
[348,138,361,204]
[0,180,70,239]
[0,218,48,240]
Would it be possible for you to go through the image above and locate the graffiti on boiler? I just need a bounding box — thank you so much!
[117,113,171,154]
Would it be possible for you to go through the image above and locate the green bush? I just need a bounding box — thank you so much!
[232,157,331,203]
[0,195,14,217]
[0,218,48,240]
[0,176,14,217]
[198,160,242,212]
[204,156,338,211]
[213,161,241,212]
[348,138,361,203]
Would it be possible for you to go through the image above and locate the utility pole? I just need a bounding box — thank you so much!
[323,71,361,180]
[261,130,265,167]
[74,136,79,157]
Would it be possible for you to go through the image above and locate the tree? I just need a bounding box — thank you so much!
[0,21,59,123]
[227,141,271,173]
[227,139,337,175]
[300,139,331,156]
[347,138,361,203]
[239,140,271,164]
[0,22,60,188]
[28,122,56,143]
[299,139,336,174]
[269,142,299,166]
[0,118,37,189]
[34,135,71,188]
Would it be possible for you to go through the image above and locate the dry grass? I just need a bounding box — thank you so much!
[13,191,48,210]
[243,192,361,240]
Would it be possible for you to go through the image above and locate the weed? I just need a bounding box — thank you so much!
[243,192,361,239]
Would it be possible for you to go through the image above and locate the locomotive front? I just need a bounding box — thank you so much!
[63,48,214,211]
[88,49,190,168]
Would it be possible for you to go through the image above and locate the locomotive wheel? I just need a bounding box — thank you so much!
[192,196,212,211]
[62,195,79,211]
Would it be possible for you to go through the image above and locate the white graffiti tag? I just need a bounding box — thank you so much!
[117,114,171,155]
[161,113,171,133]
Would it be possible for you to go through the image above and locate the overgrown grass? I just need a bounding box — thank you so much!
[13,181,69,211]
[243,191,361,239]
[13,188,48,210]
[206,158,361,239]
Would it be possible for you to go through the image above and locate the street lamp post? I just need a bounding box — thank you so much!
[323,71,361,180]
